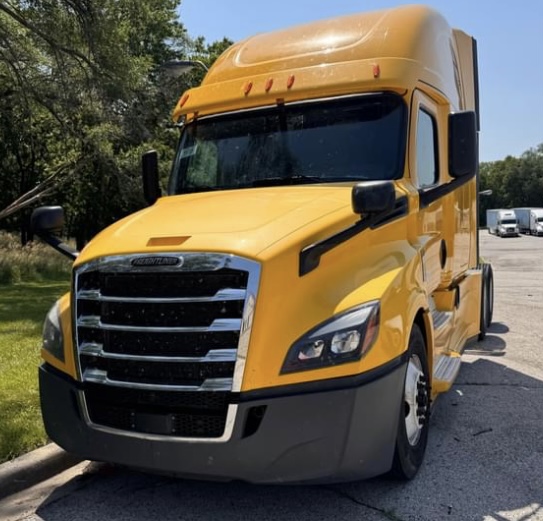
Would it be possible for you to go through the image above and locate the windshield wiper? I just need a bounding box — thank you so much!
[182,175,379,193]
[250,175,326,187]
[250,175,376,187]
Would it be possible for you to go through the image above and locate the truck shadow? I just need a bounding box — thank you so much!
[462,322,508,357]
[485,322,509,335]
[36,357,543,521]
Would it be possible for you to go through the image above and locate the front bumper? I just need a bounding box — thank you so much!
[40,360,406,484]
[499,229,518,237]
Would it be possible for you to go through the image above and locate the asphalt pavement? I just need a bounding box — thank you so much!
[1,231,542,521]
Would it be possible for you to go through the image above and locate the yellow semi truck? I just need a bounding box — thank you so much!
[33,5,493,482]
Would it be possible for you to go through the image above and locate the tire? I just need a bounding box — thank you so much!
[390,324,430,480]
[485,264,494,329]
[478,263,493,339]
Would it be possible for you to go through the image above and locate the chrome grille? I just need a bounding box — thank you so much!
[74,253,260,439]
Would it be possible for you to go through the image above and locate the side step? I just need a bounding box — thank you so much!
[432,310,454,351]
[432,352,462,394]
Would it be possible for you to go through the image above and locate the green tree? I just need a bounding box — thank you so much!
[1,1,234,246]
[0,0,189,245]
[479,144,543,224]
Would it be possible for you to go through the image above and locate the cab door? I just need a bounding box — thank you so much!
[409,89,446,296]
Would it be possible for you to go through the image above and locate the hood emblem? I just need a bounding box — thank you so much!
[131,256,182,267]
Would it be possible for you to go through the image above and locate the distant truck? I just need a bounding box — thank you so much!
[513,208,543,236]
[486,209,519,237]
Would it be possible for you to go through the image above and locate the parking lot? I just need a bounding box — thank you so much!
[3,231,543,521]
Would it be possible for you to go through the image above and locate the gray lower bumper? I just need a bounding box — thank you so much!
[39,361,406,484]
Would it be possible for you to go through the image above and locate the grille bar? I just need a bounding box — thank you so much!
[83,368,233,392]
[77,331,240,358]
[77,288,247,303]
[80,343,237,363]
[77,316,242,333]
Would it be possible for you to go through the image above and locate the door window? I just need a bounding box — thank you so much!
[416,110,438,188]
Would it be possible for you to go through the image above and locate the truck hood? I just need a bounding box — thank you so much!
[77,186,354,265]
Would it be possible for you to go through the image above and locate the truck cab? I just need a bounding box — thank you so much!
[514,207,543,236]
[487,209,519,237]
[531,209,543,236]
[34,5,492,483]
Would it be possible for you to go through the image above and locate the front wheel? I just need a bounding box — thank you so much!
[390,324,430,480]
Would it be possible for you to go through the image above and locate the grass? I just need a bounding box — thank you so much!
[0,232,71,284]
[0,279,70,462]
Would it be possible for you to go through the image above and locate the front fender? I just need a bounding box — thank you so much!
[242,237,430,391]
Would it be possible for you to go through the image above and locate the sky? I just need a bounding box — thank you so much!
[178,0,543,163]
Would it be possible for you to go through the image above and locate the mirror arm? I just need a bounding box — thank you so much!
[357,208,387,224]
[35,231,79,261]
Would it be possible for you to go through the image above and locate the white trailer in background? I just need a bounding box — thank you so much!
[486,209,519,237]
[514,208,543,236]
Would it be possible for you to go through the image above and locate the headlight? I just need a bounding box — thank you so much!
[42,300,64,362]
[281,301,380,374]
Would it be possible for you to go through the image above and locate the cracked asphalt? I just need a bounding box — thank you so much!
[2,231,542,521]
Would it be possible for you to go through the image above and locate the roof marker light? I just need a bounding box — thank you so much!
[244,81,253,96]
[265,78,274,92]
[372,64,380,78]
[287,75,295,89]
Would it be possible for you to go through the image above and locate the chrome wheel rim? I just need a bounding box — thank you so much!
[404,354,428,446]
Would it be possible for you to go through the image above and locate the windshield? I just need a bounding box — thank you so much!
[538,217,543,223]
[169,93,406,194]
[501,219,517,225]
